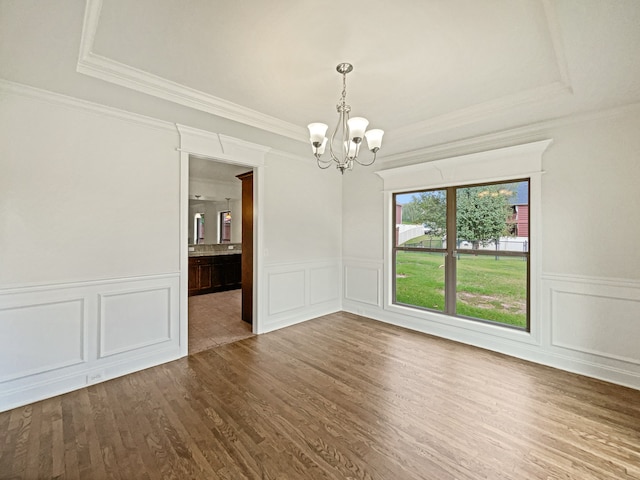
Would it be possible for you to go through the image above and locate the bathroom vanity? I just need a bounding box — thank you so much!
[188,245,241,296]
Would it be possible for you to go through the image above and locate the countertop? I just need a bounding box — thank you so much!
[189,250,241,257]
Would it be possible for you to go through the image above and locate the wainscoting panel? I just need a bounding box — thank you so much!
[261,260,341,333]
[0,299,86,383]
[267,270,305,316]
[548,276,640,366]
[309,265,340,306]
[344,262,382,307]
[0,273,180,412]
[99,287,172,358]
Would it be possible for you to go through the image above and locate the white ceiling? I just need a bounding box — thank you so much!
[189,157,250,183]
[2,0,640,159]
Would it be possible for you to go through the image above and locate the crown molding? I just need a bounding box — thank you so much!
[0,78,175,132]
[78,0,307,144]
[389,0,574,145]
[380,101,640,165]
[76,0,580,150]
[389,81,572,146]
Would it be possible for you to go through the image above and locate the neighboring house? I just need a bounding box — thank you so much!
[508,182,529,238]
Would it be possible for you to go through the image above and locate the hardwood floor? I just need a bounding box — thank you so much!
[1,312,639,479]
[188,289,254,354]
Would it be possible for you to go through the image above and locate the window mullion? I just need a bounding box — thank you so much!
[444,187,457,314]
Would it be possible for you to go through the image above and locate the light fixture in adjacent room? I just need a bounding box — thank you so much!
[224,198,231,221]
[308,63,384,175]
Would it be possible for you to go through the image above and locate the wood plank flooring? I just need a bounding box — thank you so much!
[1,312,639,479]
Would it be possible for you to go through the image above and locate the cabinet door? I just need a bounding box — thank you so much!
[188,259,199,295]
[198,264,213,290]
[211,260,224,288]
[228,256,242,286]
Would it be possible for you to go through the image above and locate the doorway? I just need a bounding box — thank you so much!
[187,157,255,354]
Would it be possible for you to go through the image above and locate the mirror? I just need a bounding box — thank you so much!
[189,199,240,245]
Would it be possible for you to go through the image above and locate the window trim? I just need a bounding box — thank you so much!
[392,179,531,331]
[376,140,551,345]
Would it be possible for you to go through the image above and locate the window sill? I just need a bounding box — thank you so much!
[384,302,540,346]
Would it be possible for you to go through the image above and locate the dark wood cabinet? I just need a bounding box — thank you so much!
[188,254,241,296]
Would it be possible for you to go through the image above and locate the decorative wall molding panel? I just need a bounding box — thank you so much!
[0,299,86,383]
[261,260,341,333]
[267,270,306,316]
[343,260,382,308]
[0,274,180,412]
[544,274,640,367]
[99,287,173,358]
[309,265,340,306]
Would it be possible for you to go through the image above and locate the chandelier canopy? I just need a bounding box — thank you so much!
[308,63,384,174]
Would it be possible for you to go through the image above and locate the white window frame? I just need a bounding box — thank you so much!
[376,140,551,345]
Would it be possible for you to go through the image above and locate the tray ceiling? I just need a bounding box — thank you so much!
[3,0,639,157]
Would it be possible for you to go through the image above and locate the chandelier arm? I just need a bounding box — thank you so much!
[316,156,333,169]
[354,150,377,167]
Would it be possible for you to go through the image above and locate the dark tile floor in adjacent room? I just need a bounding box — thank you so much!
[188,289,254,354]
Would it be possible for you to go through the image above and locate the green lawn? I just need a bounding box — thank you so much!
[395,250,527,328]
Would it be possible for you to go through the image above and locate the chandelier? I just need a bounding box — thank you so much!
[308,63,384,174]
[224,198,231,222]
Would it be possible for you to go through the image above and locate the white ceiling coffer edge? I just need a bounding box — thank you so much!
[381,101,640,167]
[77,0,306,144]
[77,0,571,151]
[375,139,552,192]
[391,0,573,145]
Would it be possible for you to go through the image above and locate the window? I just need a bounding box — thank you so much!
[393,179,530,330]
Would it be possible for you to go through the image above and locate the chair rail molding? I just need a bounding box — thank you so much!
[0,273,180,413]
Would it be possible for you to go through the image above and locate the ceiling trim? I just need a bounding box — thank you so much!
[77,0,307,143]
[388,0,573,146]
[77,0,573,149]
[381,100,640,166]
[0,78,174,132]
[389,80,572,145]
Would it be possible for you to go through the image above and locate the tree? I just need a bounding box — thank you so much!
[405,191,447,234]
[456,185,513,249]
[401,199,423,225]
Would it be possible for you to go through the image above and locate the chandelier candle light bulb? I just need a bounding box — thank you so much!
[307,63,384,174]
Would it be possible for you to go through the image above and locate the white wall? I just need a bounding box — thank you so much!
[0,93,180,286]
[0,85,343,411]
[0,86,183,411]
[342,106,640,390]
[259,153,343,332]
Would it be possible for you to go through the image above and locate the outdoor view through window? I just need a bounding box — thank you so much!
[393,179,530,329]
